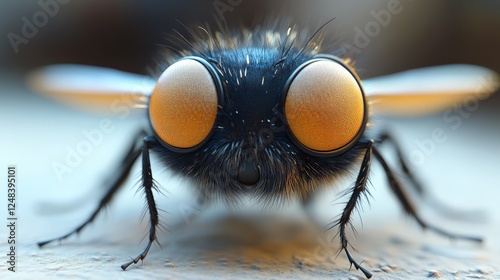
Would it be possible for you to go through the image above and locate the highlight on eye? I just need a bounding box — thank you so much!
[284,58,366,154]
[148,58,219,150]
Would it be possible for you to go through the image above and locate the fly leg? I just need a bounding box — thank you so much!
[38,130,147,247]
[333,138,374,279]
[376,132,484,221]
[121,136,162,270]
[375,133,425,195]
[372,146,482,243]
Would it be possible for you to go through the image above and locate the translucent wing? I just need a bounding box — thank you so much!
[29,64,499,116]
[27,64,156,111]
[363,64,499,116]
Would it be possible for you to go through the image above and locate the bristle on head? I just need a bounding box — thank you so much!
[149,19,365,205]
[156,18,352,74]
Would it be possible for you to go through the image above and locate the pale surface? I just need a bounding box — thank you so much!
[1,71,499,279]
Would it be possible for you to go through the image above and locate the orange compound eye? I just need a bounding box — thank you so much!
[284,58,366,155]
[149,58,220,150]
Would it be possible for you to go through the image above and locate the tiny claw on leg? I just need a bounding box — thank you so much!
[38,240,53,247]
[334,139,374,278]
[344,248,372,279]
[121,241,152,270]
[121,138,160,271]
[37,230,81,248]
[121,259,136,271]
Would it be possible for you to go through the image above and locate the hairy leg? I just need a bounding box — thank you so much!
[38,130,147,247]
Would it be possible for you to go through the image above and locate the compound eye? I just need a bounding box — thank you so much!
[149,59,219,149]
[285,59,365,154]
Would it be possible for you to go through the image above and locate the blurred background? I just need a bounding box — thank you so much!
[1,0,500,77]
[1,1,499,279]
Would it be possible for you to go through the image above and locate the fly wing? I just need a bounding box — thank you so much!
[27,64,156,111]
[363,64,499,116]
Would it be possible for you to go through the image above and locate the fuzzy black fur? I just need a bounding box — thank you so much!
[37,21,482,279]
[149,21,366,205]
